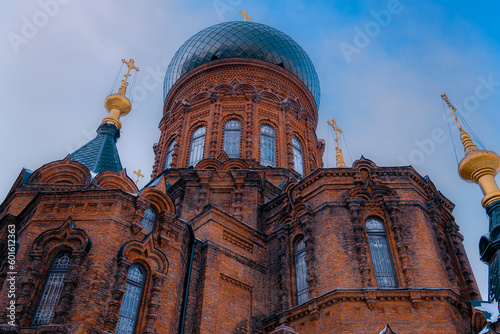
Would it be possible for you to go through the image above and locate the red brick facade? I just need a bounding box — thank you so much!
[0,49,487,334]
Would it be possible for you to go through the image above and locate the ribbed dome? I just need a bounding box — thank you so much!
[163,21,320,107]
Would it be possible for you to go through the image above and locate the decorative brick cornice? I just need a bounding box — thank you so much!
[220,273,252,292]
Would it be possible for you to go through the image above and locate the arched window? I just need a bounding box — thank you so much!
[294,237,309,305]
[260,124,276,167]
[292,136,304,176]
[164,139,176,169]
[365,217,398,288]
[32,252,72,325]
[115,264,146,334]
[223,119,241,158]
[188,126,206,167]
[140,207,157,233]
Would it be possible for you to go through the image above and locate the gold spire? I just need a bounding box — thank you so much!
[441,93,500,207]
[327,118,347,167]
[238,10,253,21]
[102,59,140,130]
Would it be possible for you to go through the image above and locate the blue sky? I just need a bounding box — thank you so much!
[1,0,499,298]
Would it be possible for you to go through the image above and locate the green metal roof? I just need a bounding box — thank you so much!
[70,123,122,174]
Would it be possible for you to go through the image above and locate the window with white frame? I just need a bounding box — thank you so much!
[188,126,206,167]
[31,252,72,325]
[260,124,276,167]
[366,217,398,288]
[223,119,241,158]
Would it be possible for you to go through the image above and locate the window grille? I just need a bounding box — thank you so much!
[223,119,241,158]
[31,252,72,325]
[164,139,176,169]
[366,217,398,288]
[260,125,276,167]
[292,136,304,176]
[294,237,309,305]
[188,126,206,167]
[115,264,146,334]
[140,207,157,233]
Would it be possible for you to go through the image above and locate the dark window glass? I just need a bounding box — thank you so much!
[164,139,176,169]
[115,264,146,334]
[260,125,276,167]
[140,207,157,233]
[294,237,309,305]
[292,136,304,176]
[32,252,72,325]
[189,126,206,167]
[366,217,398,288]
[223,119,241,158]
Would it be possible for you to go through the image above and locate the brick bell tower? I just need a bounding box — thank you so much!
[0,20,483,334]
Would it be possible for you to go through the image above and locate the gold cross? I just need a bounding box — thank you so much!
[119,58,140,94]
[238,10,253,22]
[327,118,347,167]
[133,169,144,185]
[440,93,464,134]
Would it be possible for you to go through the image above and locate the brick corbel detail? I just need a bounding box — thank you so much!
[303,222,318,298]
[144,273,167,334]
[196,170,212,211]
[278,230,290,311]
[427,206,458,287]
[446,223,480,300]
[209,100,221,158]
[18,249,44,324]
[384,198,414,287]
[158,211,175,246]
[53,250,88,324]
[230,170,246,220]
[132,198,149,234]
[104,258,132,332]
[245,97,255,159]
[346,198,372,287]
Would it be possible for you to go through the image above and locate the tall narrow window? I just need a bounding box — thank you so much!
[188,126,206,167]
[260,124,276,167]
[223,119,241,158]
[366,217,398,288]
[294,237,309,305]
[140,207,157,233]
[115,264,146,334]
[164,139,176,170]
[292,136,304,176]
[32,252,72,325]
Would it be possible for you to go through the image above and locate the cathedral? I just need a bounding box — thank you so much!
[0,20,490,333]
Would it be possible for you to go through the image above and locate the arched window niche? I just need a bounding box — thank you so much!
[365,216,398,288]
[294,236,309,305]
[292,136,304,176]
[31,252,73,325]
[115,264,146,334]
[188,126,206,167]
[223,119,241,158]
[260,124,276,167]
[164,139,176,170]
[140,206,157,233]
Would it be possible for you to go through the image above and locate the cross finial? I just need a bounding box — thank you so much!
[440,93,464,134]
[327,118,347,167]
[238,10,253,22]
[118,59,140,95]
[133,169,144,185]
